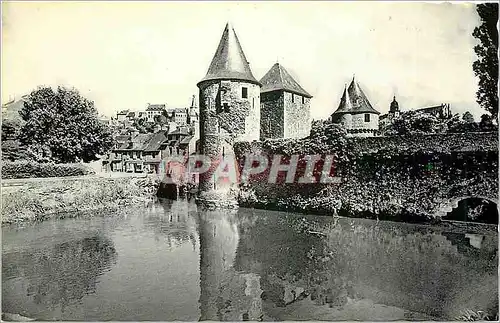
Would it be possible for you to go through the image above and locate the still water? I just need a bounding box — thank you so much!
[2,199,498,321]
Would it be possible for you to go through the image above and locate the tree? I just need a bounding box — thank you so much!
[462,111,475,123]
[19,86,114,163]
[132,117,149,134]
[382,111,442,135]
[447,113,479,133]
[479,113,498,132]
[154,114,168,130]
[472,3,498,121]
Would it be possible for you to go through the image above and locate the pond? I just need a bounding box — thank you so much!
[2,199,498,321]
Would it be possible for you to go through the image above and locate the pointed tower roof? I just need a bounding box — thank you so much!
[347,76,380,114]
[259,63,312,98]
[331,84,353,115]
[198,22,259,86]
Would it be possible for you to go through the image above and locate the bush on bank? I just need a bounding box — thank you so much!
[1,176,159,224]
[1,161,95,179]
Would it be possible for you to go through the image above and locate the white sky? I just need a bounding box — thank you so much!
[2,1,485,119]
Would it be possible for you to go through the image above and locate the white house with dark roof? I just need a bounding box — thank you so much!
[145,103,166,122]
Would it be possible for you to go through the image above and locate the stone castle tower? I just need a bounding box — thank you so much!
[259,63,312,140]
[329,76,380,137]
[197,23,261,198]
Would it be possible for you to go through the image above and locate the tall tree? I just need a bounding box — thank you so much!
[19,86,114,163]
[472,3,498,121]
[462,111,475,123]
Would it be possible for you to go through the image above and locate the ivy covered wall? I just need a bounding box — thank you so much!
[233,131,498,221]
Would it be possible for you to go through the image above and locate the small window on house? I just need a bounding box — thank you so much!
[223,103,229,113]
[242,87,248,99]
[291,93,295,103]
[364,114,370,122]
[302,96,305,104]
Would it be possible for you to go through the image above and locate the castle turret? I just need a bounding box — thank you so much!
[259,63,312,140]
[330,84,353,129]
[330,76,380,137]
[197,22,261,201]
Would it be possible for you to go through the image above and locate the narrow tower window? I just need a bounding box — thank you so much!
[364,114,371,122]
[242,87,248,99]
[291,93,295,103]
[302,96,305,104]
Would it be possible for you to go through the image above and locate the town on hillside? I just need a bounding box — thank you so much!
[88,22,496,178]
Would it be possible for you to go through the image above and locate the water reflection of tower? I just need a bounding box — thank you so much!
[197,210,264,321]
[198,210,240,320]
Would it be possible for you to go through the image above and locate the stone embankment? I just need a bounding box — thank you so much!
[1,175,160,225]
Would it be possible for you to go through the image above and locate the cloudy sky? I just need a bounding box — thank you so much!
[2,1,485,119]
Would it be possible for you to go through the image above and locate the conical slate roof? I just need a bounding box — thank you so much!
[347,76,380,114]
[331,77,380,116]
[259,63,312,98]
[198,23,259,86]
[331,85,353,115]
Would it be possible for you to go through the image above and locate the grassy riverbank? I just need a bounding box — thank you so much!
[1,176,159,225]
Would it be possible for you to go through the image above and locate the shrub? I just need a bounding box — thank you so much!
[1,161,95,179]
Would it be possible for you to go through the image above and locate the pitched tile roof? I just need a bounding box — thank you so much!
[174,107,188,113]
[260,63,312,98]
[169,127,190,136]
[117,134,152,150]
[415,104,446,113]
[180,135,194,145]
[198,22,259,86]
[143,130,168,152]
[146,104,166,111]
